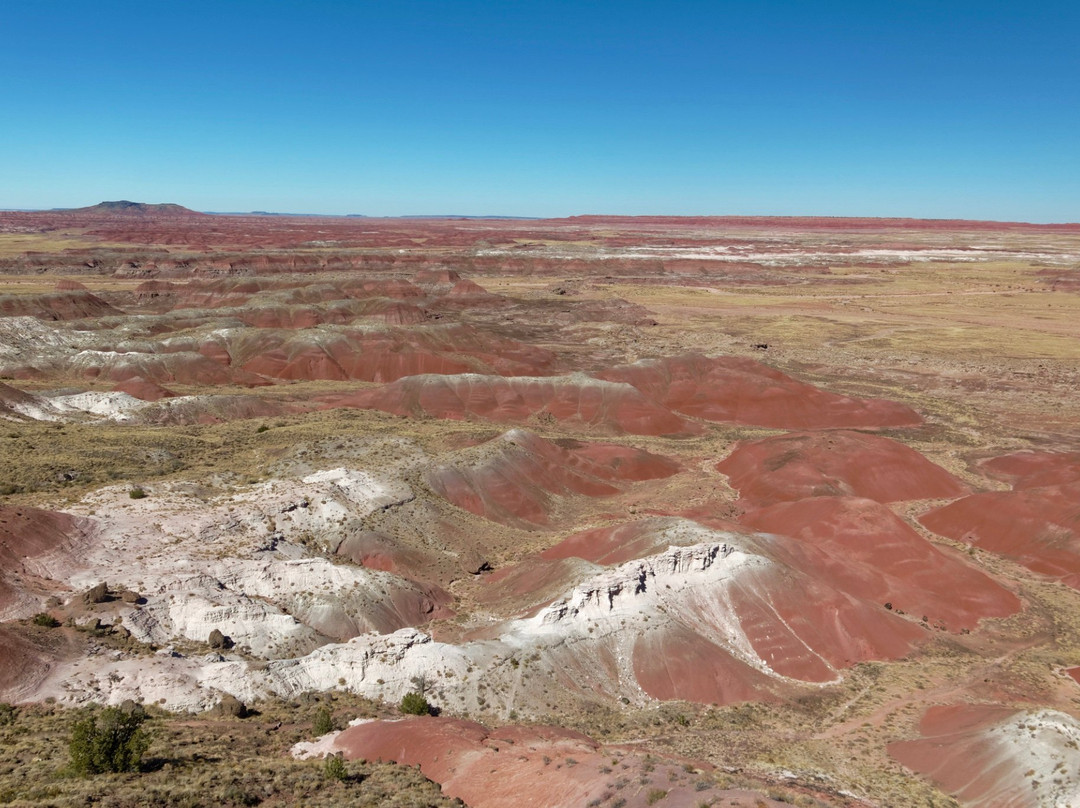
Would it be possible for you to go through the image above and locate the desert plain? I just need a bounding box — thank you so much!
[1,203,1080,807]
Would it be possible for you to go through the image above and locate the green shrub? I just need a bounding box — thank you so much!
[399,692,431,716]
[323,752,347,781]
[313,706,334,736]
[68,706,150,775]
[128,487,147,500]
[31,613,60,628]
[0,703,15,725]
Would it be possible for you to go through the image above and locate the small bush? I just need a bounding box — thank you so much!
[323,752,347,781]
[0,703,15,725]
[256,425,270,434]
[31,613,60,628]
[68,706,150,775]
[128,487,147,500]
[646,788,668,805]
[313,706,334,736]
[399,691,432,716]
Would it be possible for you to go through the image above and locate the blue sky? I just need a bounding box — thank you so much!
[2,1,1077,220]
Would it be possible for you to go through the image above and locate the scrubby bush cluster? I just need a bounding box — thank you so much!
[398,692,432,716]
[68,705,150,775]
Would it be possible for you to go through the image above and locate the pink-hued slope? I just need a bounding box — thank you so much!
[597,354,922,429]
[717,430,968,508]
[427,429,678,526]
[320,373,700,436]
[742,497,1020,630]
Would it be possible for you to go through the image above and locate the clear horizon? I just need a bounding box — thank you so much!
[3,1,1078,222]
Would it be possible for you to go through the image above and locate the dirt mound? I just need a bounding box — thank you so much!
[889,704,1080,807]
[53,279,89,291]
[332,530,436,578]
[0,381,54,420]
[920,483,1080,588]
[483,526,929,703]
[225,324,553,382]
[0,625,82,702]
[716,430,968,507]
[321,373,699,436]
[0,290,121,321]
[541,516,732,566]
[597,354,922,429]
[0,506,91,616]
[329,716,779,808]
[741,497,1020,630]
[980,449,1080,489]
[63,350,269,387]
[111,377,176,401]
[427,429,679,526]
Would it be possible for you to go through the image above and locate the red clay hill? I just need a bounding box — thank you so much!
[596,354,922,430]
[716,430,969,508]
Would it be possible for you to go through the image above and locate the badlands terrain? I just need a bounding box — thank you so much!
[1,203,1080,806]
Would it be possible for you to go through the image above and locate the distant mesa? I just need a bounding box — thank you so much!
[66,200,205,217]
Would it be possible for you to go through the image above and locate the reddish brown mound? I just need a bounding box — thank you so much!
[333,530,431,576]
[597,354,922,429]
[474,557,586,613]
[541,517,720,566]
[920,483,1080,588]
[0,381,47,417]
[321,373,699,436]
[69,350,269,387]
[0,506,90,616]
[377,302,429,325]
[427,430,679,526]
[730,563,926,683]
[217,324,555,382]
[0,624,81,702]
[632,622,784,703]
[742,497,1020,630]
[340,278,426,300]
[111,377,176,401]
[53,279,89,291]
[716,430,968,507]
[980,449,1080,489]
[302,580,454,640]
[332,717,769,808]
[888,704,1042,807]
[0,290,121,321]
